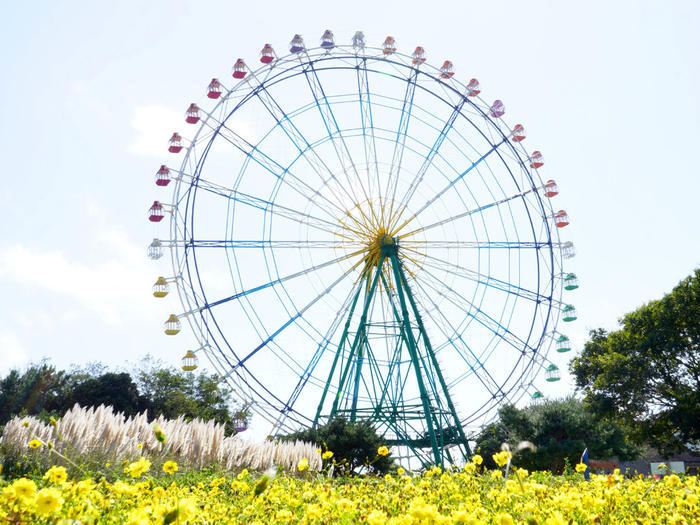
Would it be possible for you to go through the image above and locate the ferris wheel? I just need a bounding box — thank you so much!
[147,30,579,466]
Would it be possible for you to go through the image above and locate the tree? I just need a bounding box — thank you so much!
[69,373,146,417]
[473,397,638,473]
[0,358,247,435]
[279,417,393,476]
[0,363,67,428]
[134,360,243,435]
[570,268,700,455]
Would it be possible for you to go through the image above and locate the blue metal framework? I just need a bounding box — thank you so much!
[154,38,573,465]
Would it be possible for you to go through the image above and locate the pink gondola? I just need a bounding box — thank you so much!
[260,44,275,64]
[543,180,559,197]
[185,103,200,124]
[511,124,526,142]
[440,61,454,78]
[383,36,397,55]
[149,201,165,222]
[466,78,480,96]
[168,133,183,153]
[232,59,247,79]
[529,151,544,169]
[155,165,170,187]
[554,210,570,228]
[207,78,222,99]
[490,100,505,118]
[412,46,426,65]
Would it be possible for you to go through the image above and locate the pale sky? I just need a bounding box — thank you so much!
[1,1,698,435]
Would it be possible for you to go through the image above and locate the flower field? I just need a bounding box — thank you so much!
[1,458,698,524]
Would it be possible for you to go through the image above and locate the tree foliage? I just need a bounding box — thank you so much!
[280,417,393,476]
[570,268,700,455]
[474,397,638,473]
[0,358,246,435]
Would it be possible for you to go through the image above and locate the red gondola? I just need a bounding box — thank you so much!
[466,78,480,96]
[529,151,544,168]
[232,59,247,79]
[168,133,183,153]
[149,201,165,222]
[543,180,559,197]
[554,210,570,228]
[155,165,170,187]
[412,46,426,65]
[185,103,200,124]
[440,61,454,78]
[260,44,275,64]
[383,36,397,55]
[207,78,222,99]
[511,124,526,142]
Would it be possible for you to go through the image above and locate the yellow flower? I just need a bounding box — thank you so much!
[491,469,503,479]
[492,451,512,468]
[322,450,334,460]
[43,465,68,484]
[495,512,514,525]
[28,439,41,449]
[35,487,63,515]
[575,462,588,473]
[163,461,178,474]
[665,474,682,488]
[377,446,389,457]
[471,454,483,465]
[367,509,387,524]
[397,467,406,476]
[11,478,36,500]
[516,467,529,479]
[123,457,151,478]
[126,508,151,525]
[297,457,309,472]
[137,443,143,449]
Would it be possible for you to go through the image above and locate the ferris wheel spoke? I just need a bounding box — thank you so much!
[399,184,542,239]
[408,278,502,397]
[230,257,363,371]
[185,239,365,249]
[401,240,550,250]
[403,249,552,305]
[199,116,349,223]
[412,268,534,353]
[300,60,374,211]
[356,57,382,214]
[390,135,509,236]
[383,68,418,226]
[387,97,467,232]
[179,171,343,236]
[193,248,364,314]
[275,280,359,422]
[246,75,363,212]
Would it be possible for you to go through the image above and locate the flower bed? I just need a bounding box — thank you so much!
[1,460,697,523]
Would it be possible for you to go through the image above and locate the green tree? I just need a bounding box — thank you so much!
[69,373,146,416]
[570,268,700,455]
[473,397,638,473]
[0,363,67,428]
[280,417,393,476]
[134,360,244,435]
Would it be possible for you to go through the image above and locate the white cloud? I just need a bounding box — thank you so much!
[0,228,155,327]
[127,104,184,157]
[0,327,29,373]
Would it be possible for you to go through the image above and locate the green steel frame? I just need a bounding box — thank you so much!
[313,238,471,466]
